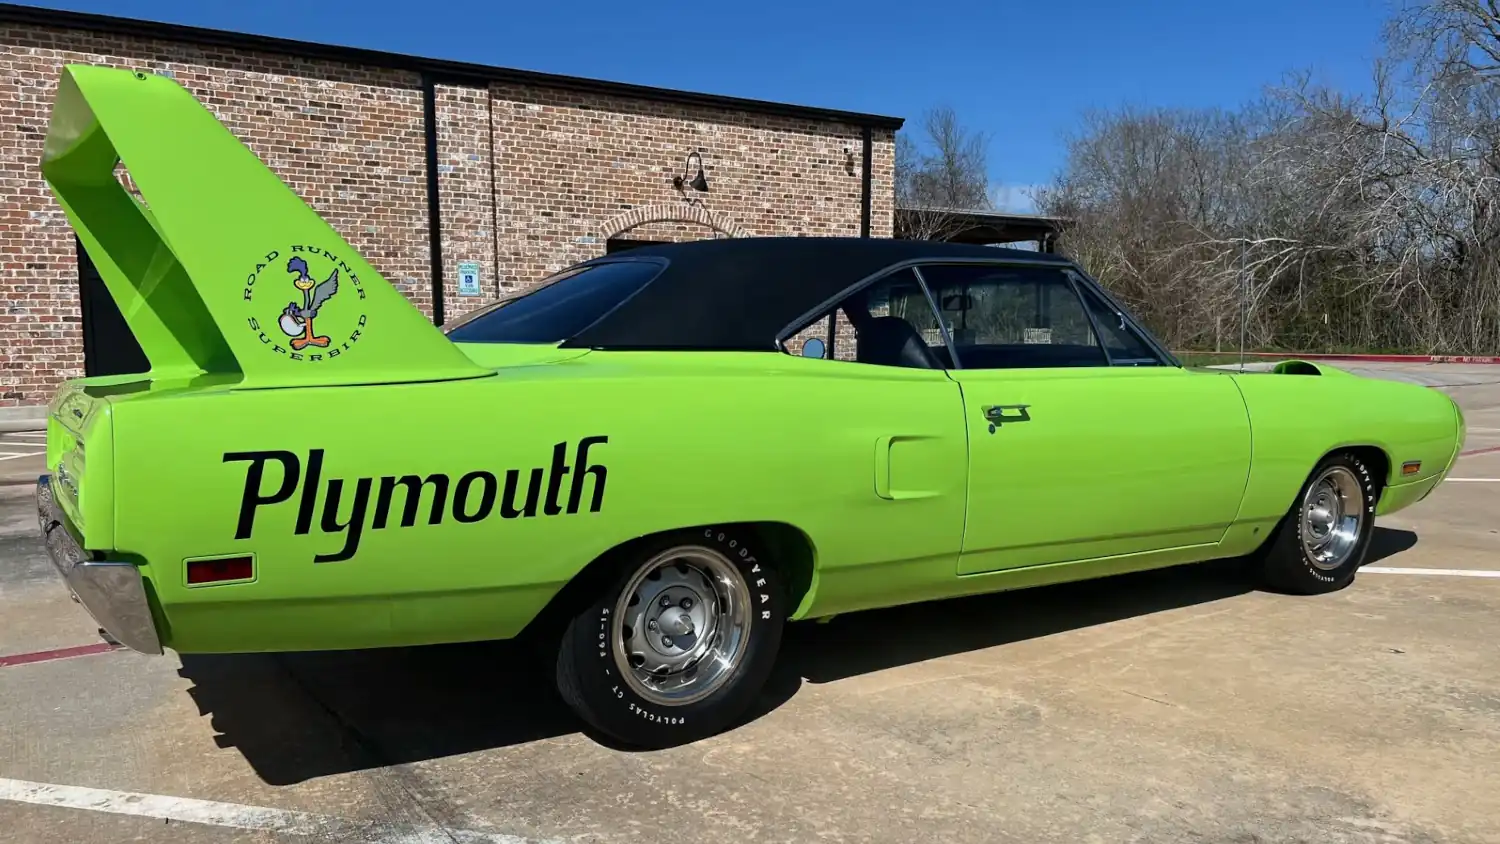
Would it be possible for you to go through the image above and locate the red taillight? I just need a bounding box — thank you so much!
[186,556,253,585]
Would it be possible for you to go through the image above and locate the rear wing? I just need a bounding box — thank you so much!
[40,64,490,389]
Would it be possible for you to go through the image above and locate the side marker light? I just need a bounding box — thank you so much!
[186,556,254,585]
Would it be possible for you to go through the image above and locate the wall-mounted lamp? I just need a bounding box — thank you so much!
[844,147,855,176]
[672,150,709,193]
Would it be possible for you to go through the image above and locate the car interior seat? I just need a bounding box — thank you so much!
[855,316,940,369]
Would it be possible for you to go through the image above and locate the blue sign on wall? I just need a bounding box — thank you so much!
[457,261,481,296]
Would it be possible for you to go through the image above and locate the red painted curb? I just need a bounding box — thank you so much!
[0,642,119,668]
[1461,445,1500,458]
[1177,351,1500,365]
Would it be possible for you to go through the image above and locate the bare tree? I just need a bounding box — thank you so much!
[1032,0,1500,355]
[895,106,994,241]
[1033,105,1266,348]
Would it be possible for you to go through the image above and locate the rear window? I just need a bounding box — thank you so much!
[443,260,663,344]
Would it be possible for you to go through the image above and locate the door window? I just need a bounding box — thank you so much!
[914,263,1108,369]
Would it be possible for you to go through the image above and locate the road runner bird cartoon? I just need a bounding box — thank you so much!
[279,255,339,350]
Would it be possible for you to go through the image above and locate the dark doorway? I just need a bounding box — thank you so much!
[76,237,150,378]
[605,237,670,254]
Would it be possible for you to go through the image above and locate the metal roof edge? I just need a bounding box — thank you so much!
[0,2,907,130]
[895,206,1073,224]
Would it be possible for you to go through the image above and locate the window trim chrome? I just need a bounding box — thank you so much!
[772,254,1178,370]
[909,265,963,369]
[1063,268,1116,366]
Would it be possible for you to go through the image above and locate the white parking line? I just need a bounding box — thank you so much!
[0,453,40,462]
[0,777,545,843]
[1364,567,1500,578]
[1444,478,1500,482]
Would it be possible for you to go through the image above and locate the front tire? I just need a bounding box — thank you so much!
[1255,451,1379,595]
[555,527,786,748]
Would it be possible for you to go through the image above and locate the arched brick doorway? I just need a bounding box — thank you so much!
[598,204,749,253]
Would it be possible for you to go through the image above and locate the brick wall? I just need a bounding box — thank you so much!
[0,21,896,406]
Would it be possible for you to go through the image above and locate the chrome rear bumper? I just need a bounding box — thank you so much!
[36,475,162,655]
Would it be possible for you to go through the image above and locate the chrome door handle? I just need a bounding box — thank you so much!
[983,404,1031,426]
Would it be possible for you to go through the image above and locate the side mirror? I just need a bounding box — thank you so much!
[941,294,974,311]
[801,337,826,359]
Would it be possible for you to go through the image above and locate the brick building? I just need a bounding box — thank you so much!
[0,3,902,409]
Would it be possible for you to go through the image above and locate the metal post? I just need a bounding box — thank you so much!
[422,73,446,326]
[1238,239,1247,372]
[860,126,873,238]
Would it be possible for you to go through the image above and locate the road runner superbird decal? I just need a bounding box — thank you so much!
[244,246,369,364]
[224,436,609,563]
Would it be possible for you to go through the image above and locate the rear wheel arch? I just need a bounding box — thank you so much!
[518,520,817,647]
[739,521,817,617]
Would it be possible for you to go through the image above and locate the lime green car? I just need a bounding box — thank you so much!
[35,65,1464,748]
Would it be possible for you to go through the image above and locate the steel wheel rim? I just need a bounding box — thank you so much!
[610,545,753,707]
[1299,466,1364,570]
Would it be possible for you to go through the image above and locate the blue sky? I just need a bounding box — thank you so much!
[29,0,1394,212]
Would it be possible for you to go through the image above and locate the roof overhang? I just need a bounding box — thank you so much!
[895,206,1074,245]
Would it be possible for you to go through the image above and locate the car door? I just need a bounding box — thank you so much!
[910,261,1253,575]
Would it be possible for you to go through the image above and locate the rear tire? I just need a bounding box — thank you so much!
[555,527,785,748]
[1255,451,1379,595]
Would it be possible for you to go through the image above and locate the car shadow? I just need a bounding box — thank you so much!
[177,638,581,786]
[771,557,1252,688]
[178,532,1417,785]
[1363,526,1418,566]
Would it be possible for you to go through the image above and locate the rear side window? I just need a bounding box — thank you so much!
[443,261,663,344]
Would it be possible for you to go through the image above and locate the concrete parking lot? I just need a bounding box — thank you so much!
[2,362,1498,844]
[0,428,43,485]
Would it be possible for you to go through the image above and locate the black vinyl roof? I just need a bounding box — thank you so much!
[559,237,1076,352]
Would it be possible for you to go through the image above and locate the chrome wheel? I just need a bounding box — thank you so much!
[610,545,753,707]
[1299,465,1364,570]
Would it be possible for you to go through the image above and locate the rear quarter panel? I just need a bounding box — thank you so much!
[109,351,967,652]
[1223,368,1458,551]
